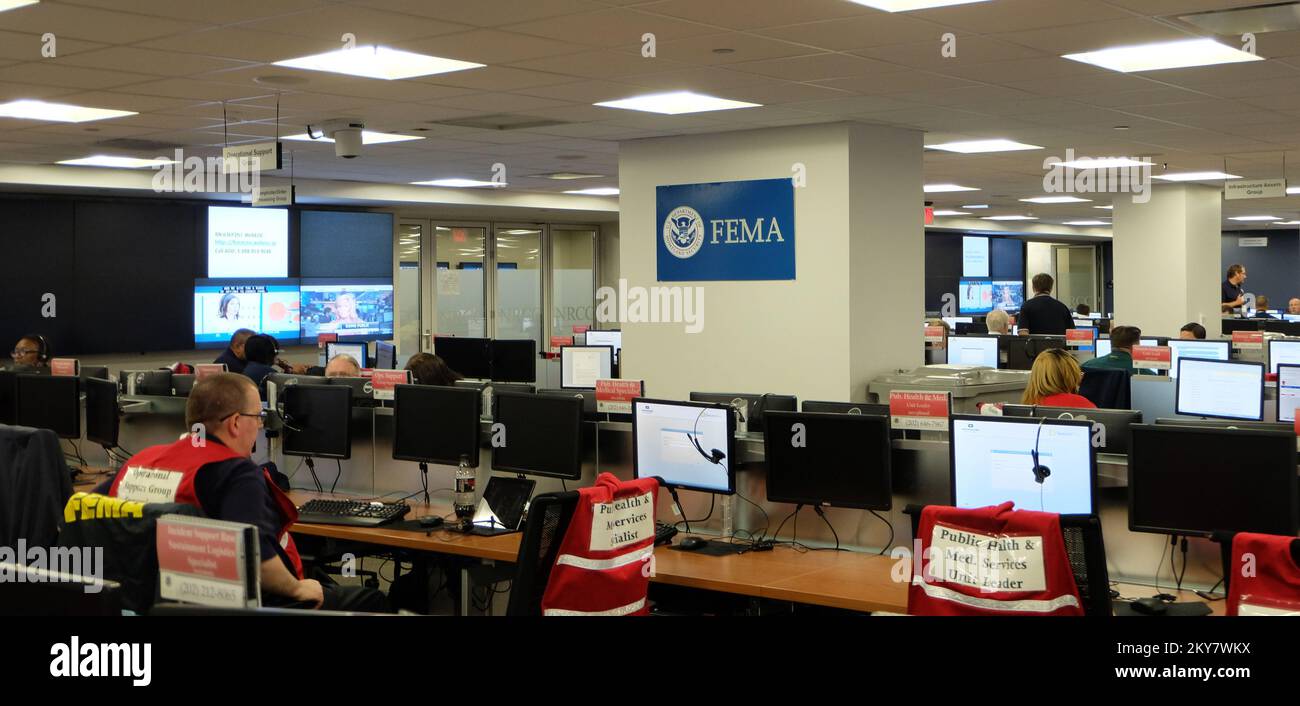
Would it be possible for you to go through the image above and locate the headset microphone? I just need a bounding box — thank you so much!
[1030,415,1051,484]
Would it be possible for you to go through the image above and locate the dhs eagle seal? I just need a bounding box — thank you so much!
[663,206,704,259]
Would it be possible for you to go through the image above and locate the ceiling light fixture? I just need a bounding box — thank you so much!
[273,46,484,80]
[1063,38,1262,73]
[925,139,1043,153]
[0,99,136,123]
[594,91,761,115]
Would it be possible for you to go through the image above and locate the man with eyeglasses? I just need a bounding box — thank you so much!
[96,373,386,611]
[7,334,49,372]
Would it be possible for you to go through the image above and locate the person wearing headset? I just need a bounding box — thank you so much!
[1021,348,1095,409]
[8,334,50,372]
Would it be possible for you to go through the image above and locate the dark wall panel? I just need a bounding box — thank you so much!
[0,199,78,356]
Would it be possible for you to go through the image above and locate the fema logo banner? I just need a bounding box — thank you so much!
[656,178,795,281]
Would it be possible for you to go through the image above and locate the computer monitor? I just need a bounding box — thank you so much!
[1167,339,1230,379]
[121,370,173,396]
[1095,337,1111,358]
[375,341,396,370]
[80,366,110,382]
[1285,314,1300,323]
[560,345,613,389]
[954,322,987,336]
[434,336,491,379]
[16,374,80,439]
[1002,335,1067,371]
[537,388,598,415]
[84,377,120,449]
[1175,358,1264,421]
[945,335,999,368]
[941,316,974,329]
[1268,339,1300,375]
[299,278,394,341]
[280,384,352,459]
[991,280,1024,313]
[326,341,367,369]
[1128,424,1298,537]
[949,415,1096,516]
[490,392,583,480]
[392,384,481,467]
[584,330,622,366]
[1002,404,1142,455]
[490,339,536,383]
[764,411,891,510]
[687,392,797,434]
[802,400,890,416]
[0,371,16,425]
[633,398,736,494]
[1278,364,1300,423]
[958,278,993,315]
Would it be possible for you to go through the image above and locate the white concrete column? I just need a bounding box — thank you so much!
[1112,184,1221,337]
[617,122,924,402]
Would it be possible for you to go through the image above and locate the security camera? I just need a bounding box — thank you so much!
[303,119,365,159]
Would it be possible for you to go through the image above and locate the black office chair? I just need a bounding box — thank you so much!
[506,491,580,616]
[0,562,123,616]
[904,505,1112,616]
[1079,368,1131,409]
[0,424,74,549]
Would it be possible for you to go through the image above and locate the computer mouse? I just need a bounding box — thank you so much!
[418,516,444,529]
[1130,597,1167,616]
[677,537,708,551]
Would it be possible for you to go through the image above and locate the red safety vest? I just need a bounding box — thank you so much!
[109,435,304,579]
[541,473,659,616]
[909,502,1084,616]
[1227,533,1300,616]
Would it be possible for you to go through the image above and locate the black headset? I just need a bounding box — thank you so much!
[22,333,50,363]
[689,406,726,466]
[1030,414,1051,484]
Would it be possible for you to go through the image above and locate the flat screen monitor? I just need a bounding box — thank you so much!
[941,316,974,329]
[16,374,80,439]
[584,330,622,365]
[280,384,352,459]
[1277,364,1300,423]
[962,236,989,277]
[392,384,481,467]
[491,392,583,480]
[84,377,120,448]
[326,342,368,370]
[207,206,288,278]
[1175,358,1263,421]
[1167,339,1230,380]
[193,279,300,348]
[491,339,536,383]
[1095,338,1111,358]
[560,346,613,389]
[945,335,999,367]
[374,341,396,370]
[991,280,1023,312]
[949,415,1096,516]
[958,278,993,315]
[434,336,491,380]
[1268,339,1300,375]
[802,400,890,416]
[633,398,735,494]
[1285,314,1300,323]
[687,392,797,434]
[299,279,394,340]
[1003,335,1067,371]
[1128,424,1298,537]
[0,371,16,425]
[1002,404,1142,455]
[764,411,891,510]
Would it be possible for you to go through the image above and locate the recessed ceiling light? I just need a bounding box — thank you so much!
[924,183,980,193]
[0,99,135,123]
[925,139,1043,154]
[1058,157,1152,169]
[847,0,991,11]
[1228,215,1281,221]
[526,172,605,180]
[1063,38,1262,73]
[1272,220,1300,225]
[273,46,484,80]
[565,187,619,196]
[0,0,38,11]
[57,155,177,169]
[962,204,989,209]
[1020,196,1092,204]
[1287,187,1300,195]
[283,131,423,145]
[981,215,1039,221]
[1063,220,1110,226]
[932,210,971,216]
[411,178,504,188]
[1094,205,1114,210]
[594,91,761,115]
[1152,171,1242,181]
[1113,125,1130,130]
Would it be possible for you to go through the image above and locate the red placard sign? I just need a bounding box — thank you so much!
[1066,328,1096,348]
[550,335,574,354]
[595,379,644,414]
[195,363,226,380]
[572,325,590,335]
[924,325,946,344]
[369,369,411,400]
[1132,345,1171,370]
[50,358,78,377]
[1232,331,1264,349]
[316,333,338,349]
[889,391,951,431]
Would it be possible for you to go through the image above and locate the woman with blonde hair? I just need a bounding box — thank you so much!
[1020,348,1096,408]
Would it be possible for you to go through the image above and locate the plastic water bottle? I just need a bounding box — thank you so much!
[454,454,476,520]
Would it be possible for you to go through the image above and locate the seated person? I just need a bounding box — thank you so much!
[1289,298,1300,316]
[324,354,361,378]
[240,334,279,391]
[1179,322,1207,340]
[985,309,1011,335]
[1021,348,1096,409]
[7,334,50,372]
[1082,325,1147,374]
[213,328,254,374]
[1075,303,1091,317]
[405,352,464,386]
[96,373,387,612]
[1253,295,1275,318]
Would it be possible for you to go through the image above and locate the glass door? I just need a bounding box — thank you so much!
[492,224,543,346]
[395,220,427,357]
[1054,244,1099,314]
[550,226,597,340]
[434,225,489,338]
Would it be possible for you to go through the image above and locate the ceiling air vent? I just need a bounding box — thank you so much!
[94,138,185,153]
[428,114,567,131]
[1180,2,1300,34]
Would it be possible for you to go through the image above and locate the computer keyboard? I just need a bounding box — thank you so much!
[296,499,410,527]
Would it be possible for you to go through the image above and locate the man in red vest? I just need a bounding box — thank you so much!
[98,372,385,611]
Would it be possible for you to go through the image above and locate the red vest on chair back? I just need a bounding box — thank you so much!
[1227,533,1300,616]
[908,502,1083,616]
[541,473,659,616]
[108,435,304,579]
